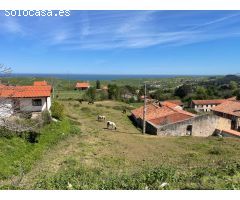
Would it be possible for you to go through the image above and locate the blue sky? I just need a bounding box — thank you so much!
[1,10,240,75]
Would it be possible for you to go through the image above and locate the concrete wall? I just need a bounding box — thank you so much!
[46,97,51,110]
[0,97,51,118]
[146,114,232,137]
[19,97,51,112]
[216,117,232,130]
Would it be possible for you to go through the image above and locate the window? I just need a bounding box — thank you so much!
[32,99,42,106]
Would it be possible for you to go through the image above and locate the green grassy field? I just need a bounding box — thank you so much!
[1,100,239,189]
[0,119,80,188]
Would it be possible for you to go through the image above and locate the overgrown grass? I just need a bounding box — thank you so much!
[32,160,240,190]
[0,119,80,181]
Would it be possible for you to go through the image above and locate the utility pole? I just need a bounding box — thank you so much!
[143,82,147,134]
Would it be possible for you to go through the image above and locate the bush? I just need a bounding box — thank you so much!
[51,101,64,120]
[41,110,52,125]
[24,131,40,143]
[0,127,16,139]
[69,125,81,135]
[208,147,222,155]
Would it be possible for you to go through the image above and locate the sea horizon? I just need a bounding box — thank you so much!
[5,73,219,81]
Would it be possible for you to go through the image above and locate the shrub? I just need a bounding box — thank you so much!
[69,125,81,135]
[41,110,52,125]
[208,147,222,155]
[24,131,40,143]
[0,127,16,139]
[51,101,64,120]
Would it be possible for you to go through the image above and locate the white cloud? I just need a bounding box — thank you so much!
[1,11,240,50]
[0,18,23,34]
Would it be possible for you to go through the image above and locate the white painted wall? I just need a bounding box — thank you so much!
[46,97,51,110]
[0,97,51,118]
[19,97,51,112]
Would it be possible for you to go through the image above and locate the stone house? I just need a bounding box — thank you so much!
[131,101,233,137]
[211,100,240,131]
[131,102,195,132]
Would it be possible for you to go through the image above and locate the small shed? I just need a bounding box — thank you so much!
[75,82,90,90]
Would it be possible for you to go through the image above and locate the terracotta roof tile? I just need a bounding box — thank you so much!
[192,99,226,105]
[149,112,193,126]
[131,102,195,126]
[33,81,48,86]
[165,100,183,106]
[161,101,179,108]
[211,100,240,117]
[75,82,90,88]
[0,85,52,98]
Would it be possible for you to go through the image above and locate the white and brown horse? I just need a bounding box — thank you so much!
[107,121,117,130]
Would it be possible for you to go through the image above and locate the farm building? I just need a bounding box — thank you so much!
[131,101,233,137]
[0,81,52,118]
[190,99,226,112]
[211,100,240,131]
[75,82,90,90]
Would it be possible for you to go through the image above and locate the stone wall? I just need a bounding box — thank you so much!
[146,114,232,137]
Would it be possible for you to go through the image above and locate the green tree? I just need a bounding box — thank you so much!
[234,89,240,100]
[108,84,120,100]
[230,81,238,91]
[195,86,208,99]
[86,87,96,101]
[96,80,101,89]
[174,84,192,99]
[51,101,64,120]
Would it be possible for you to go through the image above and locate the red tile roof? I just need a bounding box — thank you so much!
[33,81,48,86]
[0,84,5,88]
[161,101,180,108]
[192,99,226,105]
[131,102,195,126]
[0,85,52,98]
[149,112,193,126]
[75,82,90,88]
[165,100,183,106]
[102,86,108,90]
[227,96,237,101]
[211,100,240,117]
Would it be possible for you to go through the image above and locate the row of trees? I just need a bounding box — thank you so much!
[173,80,240,102]
[84,80,140,102]
[85,77,240,103]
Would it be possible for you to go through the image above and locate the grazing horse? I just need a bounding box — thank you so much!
[107,121,117,130]
[98,115,106,121]
[88,100,94,104]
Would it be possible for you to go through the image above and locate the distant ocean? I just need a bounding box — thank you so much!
[8,74,204,81]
